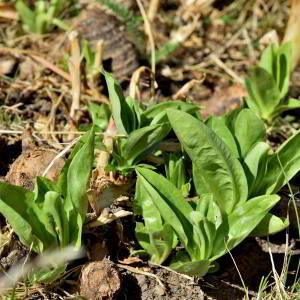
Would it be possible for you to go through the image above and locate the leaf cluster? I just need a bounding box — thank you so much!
[103,71,200,173]
[0,129,94,282]
[15,0,76,33]
[134,108,300,275]
[245,43,300,123]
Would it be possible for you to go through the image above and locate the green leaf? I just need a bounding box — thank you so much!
[0,183,44,253]
[230,109,266,158]
[255,130,300,195]
[142,101,199,125]
[33,176,56,204]
[212,194,280,259]
[126,96,143,130]
[167,109,248,215]
[88,102,110,132]
[196,194,222,229]
[251,213,289,236]
[42,191,69,247]
[82,40,95,70]
[135,223,177,264]
[121,123,170,165]
[104,71,134,135]
[206,116,239,158]
[66,128,95,246]
[274,98,300,115]
[245,67,281,121]
[244,142,270,195]
[16,1,36,33]
[276,43,291,99]
[134,176,164,233]
[259,44,275,75]
[136,167,196,258]
[169,252,211,276]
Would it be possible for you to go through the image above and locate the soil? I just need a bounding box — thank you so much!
[115,237,293,300]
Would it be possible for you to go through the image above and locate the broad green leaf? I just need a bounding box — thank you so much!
[33,176,56,204]
[245,67,281,121]
[136,167,196,257]
[244,142,270,195]
[276,42,291,99]
[189,212,216,260]
[126,96,143,130]
[88,102,110,132]
[196,194,222,229]
[231,109,266,158]
[212,194,280,259]
[141,101,199,125]
[167,109,248,215]
[104,71,134,135]
[259,44,275,75]
[32,194,60,250]
[42,191,69,247]
[255,130,300,195]
[134,175,164,233]
[121,123,170,165]
[169,252,211,276]
[251,213,289,236]
[66,128,95,246]
[0,183,44,253]
[206,116,239,158]
[56,131,91,198]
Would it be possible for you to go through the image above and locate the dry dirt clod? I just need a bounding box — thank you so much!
[80,259,122,300]
[5,148,65,190]
[73,4,139,81]
[0,54,18,76]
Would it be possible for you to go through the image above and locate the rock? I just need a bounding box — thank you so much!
[73,4,139,81]
[0,54,17,76]
[5,148,65,190]
[80,259,122,300]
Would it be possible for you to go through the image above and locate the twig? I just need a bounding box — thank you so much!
[149,262,194,282]
[42,137,79,177]
[0,47,71,81]
[0,129,125,138]
[136,0,156,76]
[210,54,243,84]
[116,264,165,289]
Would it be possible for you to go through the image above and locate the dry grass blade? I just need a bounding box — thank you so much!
[68,31,81,121]
[0,47,71,81]
[283,0,300,70]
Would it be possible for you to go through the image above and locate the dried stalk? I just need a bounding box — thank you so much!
[68,31,81,120]
[283,0,300,70]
